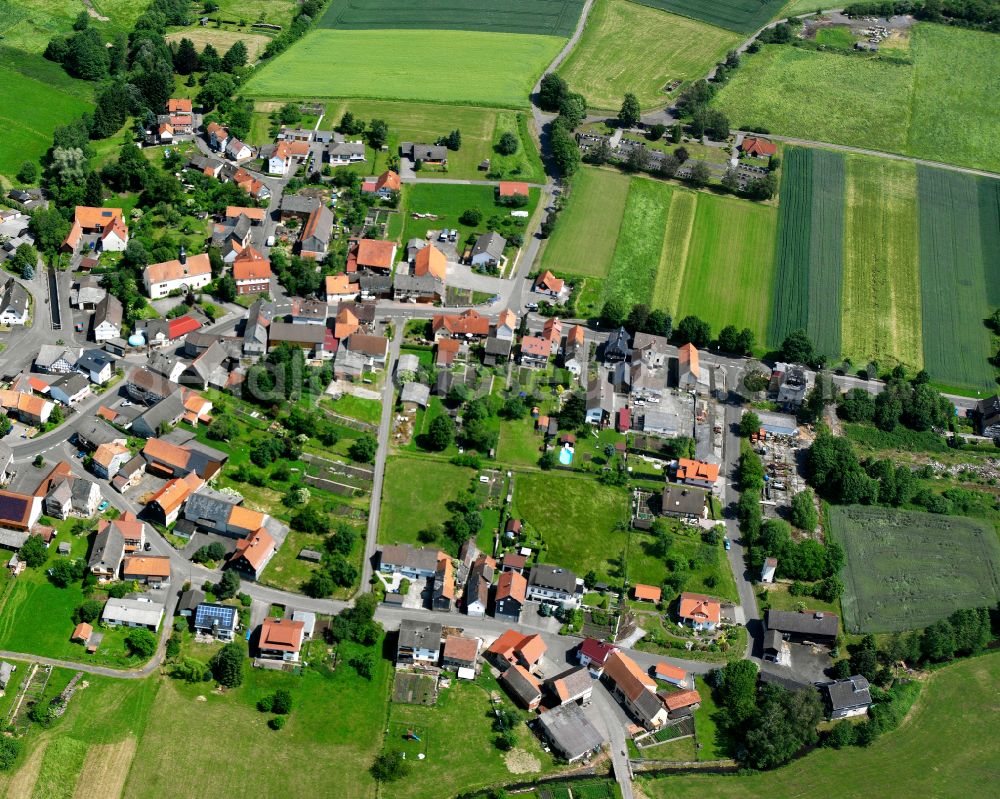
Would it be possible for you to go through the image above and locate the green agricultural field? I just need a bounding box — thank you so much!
[675,192,777,340]
[603,178,673,307]
[513,472,632,583]
[840,157,921,369]
[318,99,543,181]
[541,166,631,278]
[714,25,1000,172]
[768,146,845,356]
[0,62,93,182]
[828,505,1000,634]
[638,653,1000,799]
[556,0,741,110]
[630,0,788,33]
[245,29,564,108]
[651,189,697,314]
[918,168,1000,389]
[320,0,585,36]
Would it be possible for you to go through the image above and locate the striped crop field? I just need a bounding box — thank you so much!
[676,193,778,338]
[768,147,845,356]
[630,0,788,33]
[918,168,1000,390]
[603,178,674,307]
[841,157,921,369]
[540,166,631,278]
[652,189,698,314]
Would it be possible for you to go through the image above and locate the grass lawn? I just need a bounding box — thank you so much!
[0,0,142,53]
[840,156,921,369]
[325,393,382,425]
[379,456,480,547]
[259,525,365,599]
[245,29,565,108]
[639,653,1000,799]
[490,110,546,182]
[557,0,740,110]
[675,191,777,341]
[319,99,543,182]
[498,418,544,470]
[651,189,697,314]
[541,166,631,279]
[603,177,673,308]
[513,472,630,582]
[0,62,93,181]
[692,675,725,760]
[387,672,560,798]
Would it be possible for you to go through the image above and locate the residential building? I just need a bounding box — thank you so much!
[348,238,396,273]
[232,247,271,295]
[102,597,164,631]
[396,619,443,665]
[499,665,542,709]
[378,544,443,580]
[432,309,490,340]
[92,294,123,342]
[267,140,310,174]
[974,394,1000,438]
[76,349,115,384]
[267,321,326,357]
[182,487,244,535]
[413,243,447,280]
[678,592,722,632]
[400,142,447,166]
[146,473,204,526]
[526,564,581,607]
[242,298,273,358]
[122,556,171,587]
[519,335,549,368]
[343,334,389,371]
[660,483,707,520]
[469,232,506,269]
[126,368,177,406]
[0,390,53,426]
[361,170,401,198]
[533,270,565,299]
[143,250,212,299]
[225,137,252,161]
[765,609,839,646]
[633,584,661,603]
[35,345,80,374]
[826,675,872,719]
[90,442,130,481]
[61,207,128,254]
[291,298,327,325]
[483,336,513,366]
[464,555,495,618]
[494,309,518,341]
[258,617,305,662]
[326,140,366,165]
[279,193,320,222]
[494,570,527,622]
[193,602,238,640]
[585,376,614,426]
[130,389,187,438]
[0,489,41,531]
[400,381,430,409]
[604,327,630,363]
[177,588,204,617]
[441,634,479,671]
[674,458,719,490]
[546,666,594,706]
[771,362,812,407]
[48,373,90,406]
[563,324,586,377]
[741,137,777,157]
[536,703,605,763]
[653,662,688,688]
[227,527,277,580]
[0,279,29,326]
[602,650,667,729]
[498,181,529,199]
[325,273,356,303]
[486,629,546,673]
[299,205,334,259]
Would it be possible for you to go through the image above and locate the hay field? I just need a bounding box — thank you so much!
[166,28,272,61]
[556,0,741,110]
[244,29,564,107]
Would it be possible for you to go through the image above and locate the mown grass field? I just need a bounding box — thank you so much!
[828,505,1000,634]
[630,0,788,33]
[165,28,272,61]
[676,192,777,339]
[246,29,564,107]
[541,166,631,278]
[714,25,1000,172]
[918,168,1000,389]
[379,456,481,546]
[490,110,546,182]
[840,157,921,369]
[768,147,846,356]
[556,0,740,110]
[639,653,1000,799]
[651,189,697,314]
[320,0,585,36]
[0,61,93,182]
[603,178,674,307]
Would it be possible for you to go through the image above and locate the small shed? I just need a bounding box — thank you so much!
[761,557,777,583]
[72,622,93,643]
[57,542,72,555]
[298,548,323,562]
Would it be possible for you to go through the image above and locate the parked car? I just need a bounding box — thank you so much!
[723,537,731,551]
[98,500,109,512]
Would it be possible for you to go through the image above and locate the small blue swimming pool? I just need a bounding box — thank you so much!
[559,446,574,465]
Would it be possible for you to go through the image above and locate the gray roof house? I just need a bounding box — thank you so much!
[765,609,839,644]
[93,293,123,342]
[396,619,443,664]
[660,483,707,519]
[400,142,448,163]
[76,418,126,451]
[0,278,29,325]
[35,344,80,374]
[48,372,90,406]
[242,299,274,358]
[183,486,243,535]
[130,390,188,439]
[469,232,506,268]
[88,525,125,579]
[536,702,605,763]
[399,381,430,409]
[526,564,581,606]
[827,675,872,719]
[379,544,442,580]
[102,597,165,631]
[76,349,115,385]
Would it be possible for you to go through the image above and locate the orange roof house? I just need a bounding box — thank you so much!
[229,527,276,579]
[432,309,490,338]
[142,437,191,474]
[496,570,527,603]
[534,270,564,295]
[258,616,304,659]
[498,181,530,198]
[435,337,461,366]
[566,324,585,346]
[232,247,272,282]
[61,207,126,252]
[413,243,447,280]
[362,170,401,194]
[325,273,355,300]
[675,458,719,486]
[122,555,171,583]
[167,98,193,114]
[654,662,688,684]
[678,592,722,628]
[678,342,699,377]
[334,307,360,340]
[182,391,213,425]
[662,688,701,713]
[633,584,662,603]
[144,252,212,287]
[148,473,203,522]
[355,239,397,271]
[228,504,266,533]
[604,650,657,701]
[740,137,777,157]
[486,629,546,671]
[71,623,93,643]
[225,206,266,222]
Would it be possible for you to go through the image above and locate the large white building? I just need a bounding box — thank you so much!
[143,250,212,299]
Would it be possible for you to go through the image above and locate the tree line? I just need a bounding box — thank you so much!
[844,0,1000,31]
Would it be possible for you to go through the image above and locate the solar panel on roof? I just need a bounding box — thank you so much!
[194,603,236,629]
[0,493,29,521]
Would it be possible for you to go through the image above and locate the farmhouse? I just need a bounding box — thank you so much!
[299,206,335,259]
[193,603,238,641]
[577,638,617,676]
[143,250,212,299]
[412,243,447,280]
[546,665,594,706]
[441,634,479,671]
[232,248,271,295]
[499,664,542,710]
[61,207,128,254]
[603,650,667,729]
[227,527,277,581]
[765,609,839,645]
[121,556,171,588]
[740,137,777,158]
[537,703,605,763]
[826,675,872,719]
[486,629,546,672]
[348,238,396,273]
[661,688,701,719]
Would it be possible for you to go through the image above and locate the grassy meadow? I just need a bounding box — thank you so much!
[713,24,1000,172]
[245,29,564,108]
[840,157,921,369]
[651,189,697,313]
[557,0,741,110]
[0,0,141,53]
[320,0,586,36]
[540,166,631,278]
[638,653,1000,799]
[603,178,674,307]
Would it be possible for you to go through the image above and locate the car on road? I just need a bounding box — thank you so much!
[76,450,86,459]
[525,302,538,311]
[120,400,131,407]
[98,500,109,512]
[723,537,731,551]
[144,542,152,551]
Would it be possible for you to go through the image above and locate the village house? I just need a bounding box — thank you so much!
[546,666,594,707]
[826,675,872,719]
[225,137,253,162]
[519,335,549,368]
[678,592,722,632]
[487,630,546,673]
[396,619,443,665]
[0,390,53,427]
[633,584,662,604]
[674,458,719,490]
[143,250,212,299]
[258,617,305,662]
[761,556,778,583]
[348,238,397,273]
[562,324,586,377]
[441,634,479,672]
[536,703,605,763]
[166,98,193,133]
[660,483,708,520]
[361,170,401,199]
[412,243,447,280]
[533,270,566,301]
[90,292,123,343]
[577,639,618,676]
[325,273,356,303]
[499,664,543,710]
[540,317,563,354]
[48,373,90,406]
[393,272,444,304]
[432,309,490,341]
[498,181,529,200]
[653,662,689,689]
[35,345,80,374]
[122,556,171,588]
[602,650,668,729]
[102,597,164,631]
[464,554,495,618]
[61,207,128,254]
[527,564,581,607]
[76,349,115,385]
[227,527,277,581]
[326,139,366,166]
[146,473,204,526]
[379,543,444,581]
[400,142,448,166]
[494,569,527,622]
[232,247,271,295]
[0,279,29,326]
[662,689,701,720]
[267,322,327,358]
[299,205,334,260]
[740,137,777,158]
[193,602,238,641]
[469,232,506,270]
[279,194,320,222]
[765,608,839,646]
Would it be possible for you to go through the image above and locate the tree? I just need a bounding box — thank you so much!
[211,642,245,687]
[268,715,286,730]
[742,685,823,769]
[197,72,235,111]
[558,391,587,429]
[645,309,672,338]
[65,29,109,81]
[557,92,587,129]
[126,628,157,658]
[496,132,519,156]
[447,129,462,150]
[199,42,221,73]
[350,652,375,680]
[173,37,199,74]
[626,303,650,333]
[539,450,556,470]
[790,489,818,531]
[739,411,761,438]
[538,72,568,112]
[49,558,84,587]
[625,145,650,173]
[825,719,858,749]
[619,93,641,128]
[292,504,331,536]
[0,738,22,771]
[19,534,47,568]
[221,40,248,72]
[686,160,712,187]
[459,208,483,226]
[371,750,409,782]
[600,296,628,328]
[215,273,236,303]
[427,414,455,451]
[72,599,103,624]
[717,324,754,354]
[779,329,818,366]
[16,160,38,185]
[215,568,241,600]
[304,569,335,598]
[873,390,902,431]
[676,315,711,348]
[838,387,875,423]
[349,434,378,464]
[719,659,759,726]
[11,243,37,280]
[368,118,389,149]
[647,123,667,141]
[271,688,293,714]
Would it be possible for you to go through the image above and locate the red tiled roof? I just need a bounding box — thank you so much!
[356,239,396,270]
[662,689,700,711]
[259,616,303,652]
[168,315,203,340]
[634,584,661,602]
[741,137,777,157]
[499,181,529,197]
[579,638,617,666]
[496,570,527,602]
[520,335,549,357]
[678,592,721,625]
[676,458,719,484]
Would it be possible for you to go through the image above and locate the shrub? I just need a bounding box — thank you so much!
[268,715,286,730]
[125,628,157,659]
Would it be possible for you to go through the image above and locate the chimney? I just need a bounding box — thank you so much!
[179,245,187,266]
